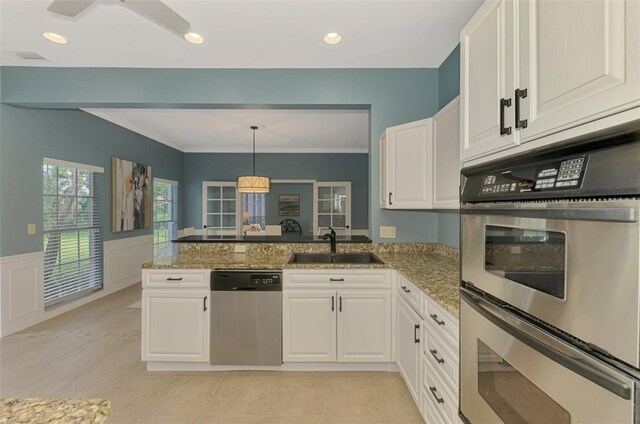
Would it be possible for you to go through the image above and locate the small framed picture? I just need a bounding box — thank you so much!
[279,194,300,216]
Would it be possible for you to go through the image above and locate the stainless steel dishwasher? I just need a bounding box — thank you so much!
[210,270,282,366]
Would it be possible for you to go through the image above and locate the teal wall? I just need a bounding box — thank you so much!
[264,184,314,233]
[184,152,369,230]
[438,45,461,109]
[0,104,184,256]
[436,45,462,248]
[1,66,442,246]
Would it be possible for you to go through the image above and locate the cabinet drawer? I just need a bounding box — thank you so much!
[144,270,209,288]
[397,273,422,316]
[423,361,457,424]
[425,296,458,349]
[284,270,391,289]
[424,324,459,389]
[422,386,446,424]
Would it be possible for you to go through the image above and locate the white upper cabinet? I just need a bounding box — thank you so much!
[517,0,640,143]
[460,0,640,165]
[380,119,433,209]
[432,97,461,209]
[460,0,517,162]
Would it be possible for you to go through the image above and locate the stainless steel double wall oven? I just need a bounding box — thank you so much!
[459,134,640,423]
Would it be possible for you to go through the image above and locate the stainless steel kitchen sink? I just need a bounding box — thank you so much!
[288,252,384,264]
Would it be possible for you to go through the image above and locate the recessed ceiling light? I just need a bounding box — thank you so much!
[42,32,68,45]
[323,32,342,45]
[184,32,204,45]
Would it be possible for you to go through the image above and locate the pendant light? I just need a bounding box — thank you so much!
[237,125,271,193]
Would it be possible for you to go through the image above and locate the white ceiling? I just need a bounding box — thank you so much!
[0,0,481,68]
[83,108,370,152]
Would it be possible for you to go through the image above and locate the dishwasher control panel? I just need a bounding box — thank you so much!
[211,270,282,291]
[250,274,281,286]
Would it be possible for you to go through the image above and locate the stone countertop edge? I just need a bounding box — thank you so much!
[0,398,111,424]
[143,244,460,318]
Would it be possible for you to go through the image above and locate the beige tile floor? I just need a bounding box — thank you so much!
[0,284,423,424]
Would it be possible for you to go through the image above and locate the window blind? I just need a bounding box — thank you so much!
[153,179,178,260]
[43,162,103,308]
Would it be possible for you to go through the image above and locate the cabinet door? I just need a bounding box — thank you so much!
[517,0,640,143]
[337,291,391,362]
[432,97,461,209]
[283,291,337,362]
[142,289,210,362]
[460,0,517,162]
[397,295,422,403]
[315,182,351,236]
[387,119,433,209]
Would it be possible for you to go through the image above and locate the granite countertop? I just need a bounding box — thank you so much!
[145,244,460,318]
[0,398,110,424]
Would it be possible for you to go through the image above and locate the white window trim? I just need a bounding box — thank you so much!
[43,157,104,173]
[154,177,178,185]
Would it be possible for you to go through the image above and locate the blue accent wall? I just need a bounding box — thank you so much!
[184,153,369,230]
[1,66,442,246]
[0,104,183,256]
[438,45,461,109]
[264,184,314,233]
[436,44,462,248]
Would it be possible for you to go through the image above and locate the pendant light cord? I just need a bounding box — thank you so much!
[252,127,256,176]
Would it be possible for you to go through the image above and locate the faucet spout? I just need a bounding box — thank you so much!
[322,227,337,253]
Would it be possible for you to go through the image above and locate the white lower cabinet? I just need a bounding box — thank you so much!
[397,294,422,403]
[283,289,392,363]
[337,291,391,362]
[141,288,210,362]
[282,270,392,364]
[283,290,337,362]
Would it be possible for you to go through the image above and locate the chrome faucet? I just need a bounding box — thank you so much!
[322,227,337,253]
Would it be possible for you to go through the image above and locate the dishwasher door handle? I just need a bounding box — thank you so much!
[232,287,258,290]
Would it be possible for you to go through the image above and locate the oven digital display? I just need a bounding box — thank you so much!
[479,155,588,196]
[484,225,566,299]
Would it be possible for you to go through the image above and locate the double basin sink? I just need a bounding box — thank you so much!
[288,252,384,264]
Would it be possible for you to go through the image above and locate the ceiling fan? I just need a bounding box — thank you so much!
[47,0,191,39]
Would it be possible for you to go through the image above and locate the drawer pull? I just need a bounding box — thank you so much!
[401,286,411,294]
[429,386,444,404]
[166,277,183,281]
[430,349,445,364]
[430,313,445,326]
[330,278,344,282]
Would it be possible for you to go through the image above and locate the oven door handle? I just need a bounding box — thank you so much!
[460,206,638,223]
[461,288,633,400]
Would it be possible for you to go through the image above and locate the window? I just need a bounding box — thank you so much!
[315,182,351,234]
[153,178,178,260]
[242,193,266,228]
[43,158,103,308]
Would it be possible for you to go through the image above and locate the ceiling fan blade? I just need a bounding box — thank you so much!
[122,0,191,37]
[47,0,95,17]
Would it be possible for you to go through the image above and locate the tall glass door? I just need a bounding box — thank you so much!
[315,182,351,235]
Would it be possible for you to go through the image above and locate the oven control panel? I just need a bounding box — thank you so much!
[479,155,588,196]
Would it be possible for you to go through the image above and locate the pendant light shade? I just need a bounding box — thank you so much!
[237,126,271,194]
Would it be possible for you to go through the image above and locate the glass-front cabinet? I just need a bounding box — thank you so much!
[315,182,351,235]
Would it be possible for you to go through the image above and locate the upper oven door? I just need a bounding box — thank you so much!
[460,291,636,424]
[461,199,640,368]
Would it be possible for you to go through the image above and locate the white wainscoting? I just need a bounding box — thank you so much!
[0,252,44,338]
[104,234,153,290]
[0,234,153,338]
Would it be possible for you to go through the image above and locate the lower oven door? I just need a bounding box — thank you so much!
[460,290,637,424]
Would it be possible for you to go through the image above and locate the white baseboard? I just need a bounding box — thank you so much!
[0,234,152,338]
[147,361,399,372]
